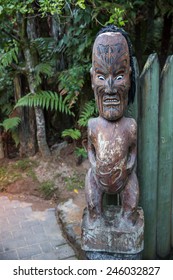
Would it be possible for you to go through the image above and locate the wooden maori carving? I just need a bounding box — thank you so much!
[85,26,139,224]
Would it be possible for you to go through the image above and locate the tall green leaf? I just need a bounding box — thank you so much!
[15,90,74,115]
[62,128,81,140]
[78,99,98,127]
[0,117,21,132]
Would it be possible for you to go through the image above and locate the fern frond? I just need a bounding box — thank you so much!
[78,100,98,127]
[62,129,81,140]
[15,91,74,115]
[58,66,85,95]
[35,63,53,77]
[0,103,13,115]
[0,46,18,68]
[11,131,20,147]
[34,63,54,87]
[32,38,56,61]
[75,147,87,159]
[0,117,21,132]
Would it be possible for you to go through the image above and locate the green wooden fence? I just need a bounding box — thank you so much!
[130,54,173,259]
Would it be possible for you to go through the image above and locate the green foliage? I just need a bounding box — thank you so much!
[57,7,93,65]
[14,158,38,171]
[35,62,54,86]
[75,147,87,159]
[58,66,87,110]
[0,0,34,17]
[32,38,57,62]
[39,0,65,16]
[0,102,12,116]
[105,7,128,27]
[0,158,37,191]
[58,66,86,95]
[157,0,173,17]
[0,41,18,69]
[0,64,19,147]
[61,128,81,140]
[78,99,98,127]
[0,71,13,117]
[0,0,86,18]
[64,172,84,191]
[35,63,53,77]
[30,37,59,88]
[61,99,97,146]
[15,91,74,115]
[0,117,21,146]
[39,180,55,199]
[0,164,21,190]
[76,0,86,9]
[11,131,20,147]
[0,117,21,132]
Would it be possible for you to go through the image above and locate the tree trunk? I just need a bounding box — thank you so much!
[23,47,51,157]
[14,75,37,157]
[25,16,51,158]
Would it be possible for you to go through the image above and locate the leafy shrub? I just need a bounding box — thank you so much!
[61,128,81,140]
[39,181,55,199]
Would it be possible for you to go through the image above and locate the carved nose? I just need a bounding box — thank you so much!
[105,77,117,94]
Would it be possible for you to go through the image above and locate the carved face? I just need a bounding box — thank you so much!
[91,32,131,121]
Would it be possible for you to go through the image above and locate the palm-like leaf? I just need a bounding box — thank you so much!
[0,117,21,132]
[62,128,81,140]
[0,46,18,68]
[78,99,98,127]
[15,90,74,115]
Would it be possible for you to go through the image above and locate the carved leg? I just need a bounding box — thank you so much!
[85,168,103,221]
[120,171,139,223]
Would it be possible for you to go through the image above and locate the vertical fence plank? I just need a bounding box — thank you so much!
[138,54,159,259]
[157,56,173,257]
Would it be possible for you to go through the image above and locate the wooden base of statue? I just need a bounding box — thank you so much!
[81,206,144,260]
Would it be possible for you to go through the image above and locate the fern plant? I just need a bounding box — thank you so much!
[15,90,74,115]
[58,66,87,109]
[0,117,21,146]
[75,147,87,159]
[0,117,21,132]
[34,62,54,86]
[61,99,97,145]
[32,37,56,61]
[61,128,81,140]
[78,99,98,127]
[0,41,18,69]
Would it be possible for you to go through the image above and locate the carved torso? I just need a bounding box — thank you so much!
[88,116,137,193]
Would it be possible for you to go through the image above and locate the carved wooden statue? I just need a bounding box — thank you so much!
[81,25,144,260]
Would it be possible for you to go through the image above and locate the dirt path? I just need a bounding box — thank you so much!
[0,143,88,211]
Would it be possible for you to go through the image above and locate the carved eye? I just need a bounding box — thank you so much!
[98,75,105,81]
[116,75,123,80]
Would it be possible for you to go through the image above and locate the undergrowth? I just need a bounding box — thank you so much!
[39,180,55,199]
[0,158,38,191]
[63,172,84,192]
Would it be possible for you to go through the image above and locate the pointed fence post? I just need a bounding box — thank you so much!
[157,55,173,258]
[138,54,159,259]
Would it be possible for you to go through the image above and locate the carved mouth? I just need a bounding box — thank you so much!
[103,96,120,106]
